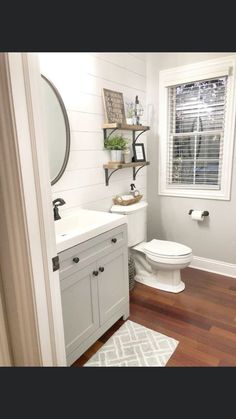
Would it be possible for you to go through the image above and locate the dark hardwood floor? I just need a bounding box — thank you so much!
[72,267,236,367]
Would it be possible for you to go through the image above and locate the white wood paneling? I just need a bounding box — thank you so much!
[67,150,109,170]
[65,91,103,114]
[52,167,148,193]
[130,53,147,62]
[39,53,146,95]
[86,55,146,91]
[70,131,104,151]
[71,131,147,151]
[92,53,146,77]
[39,53,147,212]
[52,177,146,210]
[68,111,103,132]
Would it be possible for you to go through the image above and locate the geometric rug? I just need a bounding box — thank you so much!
[84,320,179,367]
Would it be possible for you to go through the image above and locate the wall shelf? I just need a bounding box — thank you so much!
[102,123,150,186]
[103,122,150,131]
[103,161,150,186]
[103,123,150,144]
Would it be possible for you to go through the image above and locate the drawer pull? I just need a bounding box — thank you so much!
[99,267,104,272]
[93,270,99,276]
[111,238,117,243]
[73,257,80,263]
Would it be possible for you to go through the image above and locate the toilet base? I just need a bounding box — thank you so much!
[131,248,186,293]
[135,269,185,293]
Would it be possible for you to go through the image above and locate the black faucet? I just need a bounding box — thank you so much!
[53,198,66,221]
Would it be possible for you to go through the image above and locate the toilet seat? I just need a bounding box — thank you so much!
[133,239,192,265]
[144,239,192,257]
[146,253,192,265]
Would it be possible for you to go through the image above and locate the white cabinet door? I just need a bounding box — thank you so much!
[97,247,129,325]
[60,263,99,357]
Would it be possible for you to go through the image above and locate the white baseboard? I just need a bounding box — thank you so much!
[190,256,236,279]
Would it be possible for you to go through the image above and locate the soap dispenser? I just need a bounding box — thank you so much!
[130,183,140,197]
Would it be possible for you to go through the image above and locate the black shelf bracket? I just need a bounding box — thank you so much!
[105,165,147,186]
[103,128,118,145]
[105,168,120,186]
[103,126,149,146]
[132,129,148,143]
[133,164,146,181]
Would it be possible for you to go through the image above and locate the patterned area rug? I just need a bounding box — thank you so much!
[84,320,179,367]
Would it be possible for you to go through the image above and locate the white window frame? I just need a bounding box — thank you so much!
[158,55,236,200]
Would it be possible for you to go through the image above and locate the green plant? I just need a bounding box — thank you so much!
[126,102,135,118]
[104,135,129,150]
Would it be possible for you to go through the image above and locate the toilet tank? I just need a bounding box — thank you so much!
[110,201,148,247]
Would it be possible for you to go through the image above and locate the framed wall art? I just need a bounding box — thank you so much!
[133,143,146,162]
[102,88,126,124]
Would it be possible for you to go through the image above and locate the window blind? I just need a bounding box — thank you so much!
[167,76,228,189]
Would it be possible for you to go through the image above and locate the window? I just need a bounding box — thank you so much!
[158,56,236,200]
[169,77,226,188]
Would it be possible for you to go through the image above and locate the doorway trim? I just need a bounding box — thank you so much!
[0,53,66,366]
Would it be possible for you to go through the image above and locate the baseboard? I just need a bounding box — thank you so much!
[190,256,236,278]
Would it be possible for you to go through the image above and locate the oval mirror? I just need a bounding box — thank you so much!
[40,75,70,185]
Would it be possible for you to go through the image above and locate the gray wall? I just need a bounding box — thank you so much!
[146,53,236,264]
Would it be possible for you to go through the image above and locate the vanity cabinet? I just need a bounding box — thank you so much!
[58,223,129,365]
[97,246,128,324]
[60,263,99,358]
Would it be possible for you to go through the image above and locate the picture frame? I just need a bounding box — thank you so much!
[133,143,146,162]
[102,88,126,124]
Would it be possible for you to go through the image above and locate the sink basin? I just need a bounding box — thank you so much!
[55,208,127,253]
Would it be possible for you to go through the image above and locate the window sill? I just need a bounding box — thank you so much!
[158,188,230,201]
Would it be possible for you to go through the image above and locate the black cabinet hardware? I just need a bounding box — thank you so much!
[52,255,60,272]
[73,257,80,263]
[99,267,104,272]
[93,271,99,276]
[111,238,117,243]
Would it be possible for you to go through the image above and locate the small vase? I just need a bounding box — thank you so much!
[123,148,132,163]
[110,150,123,162]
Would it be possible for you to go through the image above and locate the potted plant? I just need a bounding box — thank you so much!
[126,102,135,124]
[104,135,129,162]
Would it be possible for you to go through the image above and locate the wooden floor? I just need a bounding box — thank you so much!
[72,267,236,367]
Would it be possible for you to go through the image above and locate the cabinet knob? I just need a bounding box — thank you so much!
[73,257,80,263]
[99,267,104,272]
[93,270,99,276]
[111,238,117,243]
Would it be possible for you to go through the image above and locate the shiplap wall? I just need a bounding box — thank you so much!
[38,53,147,214]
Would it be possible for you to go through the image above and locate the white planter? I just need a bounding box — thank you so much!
[126,118,133,125]
[110,150,123,162]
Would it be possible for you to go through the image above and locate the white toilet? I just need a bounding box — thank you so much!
[110,201,192,293]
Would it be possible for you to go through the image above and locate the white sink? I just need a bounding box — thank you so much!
[55,208,127,253]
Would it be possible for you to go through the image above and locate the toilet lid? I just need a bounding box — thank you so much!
[143,239,192,257]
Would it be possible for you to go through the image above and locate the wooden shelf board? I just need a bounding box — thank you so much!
[102,123,150,131]
[103,161,150,170]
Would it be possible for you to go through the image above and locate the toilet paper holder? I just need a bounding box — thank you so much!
[188,209,209,216]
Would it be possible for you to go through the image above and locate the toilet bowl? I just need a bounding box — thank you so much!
[110,201,192,293]
[132,239,192,293]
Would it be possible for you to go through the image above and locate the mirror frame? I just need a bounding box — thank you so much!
[41,74,71,185]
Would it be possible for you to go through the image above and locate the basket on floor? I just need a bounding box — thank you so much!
[128,255,136,290]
